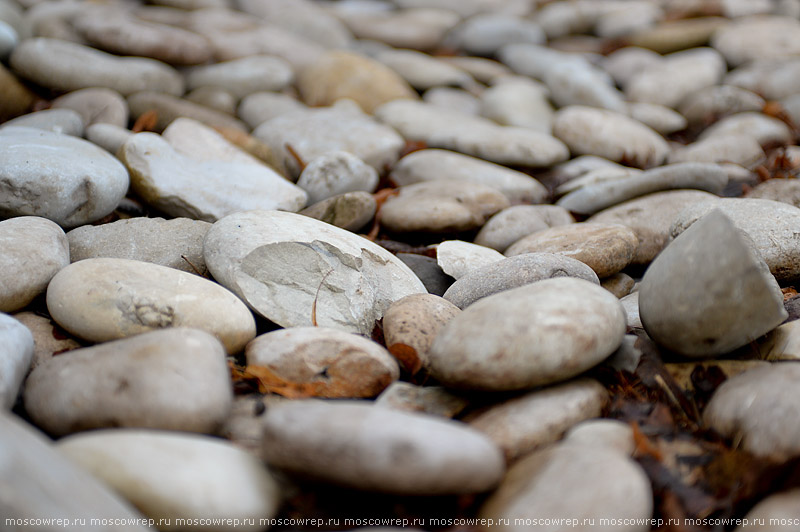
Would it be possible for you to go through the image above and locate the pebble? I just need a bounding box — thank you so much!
[245,327,399,398]
[474,205,574,253]
[0,411,152,530]
[758,320,800,362]
[127,91,247,133]
[556,162,728,216]
[556,167,641,197]
[300,191,377,232]
[297,50,417,113]
[379,180,509,233]
[254,101,405,178]
[261,400,505,494]
[444,13,545,56]
[735,489,800,531]
[382,293,461,368]
[468,379,608,460]
[297,151,379,204]
[588,190,721,264]
[423,87,482,115]
[336,8,459,51]
[56,430,281,530]
[711,15,800,67]
[161,117,264,166]
[639,210,787,357]
[46,257,256,354]
[67,217,210,276]
[670,198,800,281]
[429,277,625,391]
[185,86,237,115]
[0,127,129,228]
[443,253,599,310]
[84,123,134,154]
[552,105,669,168]
[628,16,726,54]
[436,240,505,280]
[698,112,793,146]
[479,443,653,530]
[10,312,81,370]
[668,133,764,167]
[678,85,766,128]
[0,63,35,122]
[627,102,688,135]
[505,223,639,278]
[51,88,129,128]
[479,77,554,134]
[603,46,662,88]
[119,132,306,221]
[186,55,294,99]
[0,108,84,136]
[0,313,33,409]
[10,37,183,95]
[544,62,627,113]
[237,0,351,49]
[375,382,469,419]
[390,148,549,205]
[204,23,325,70]
[704,363,800,461]
[601,272,636,298]
[396,254,454,297]
[620,291,642,329]
[564,419,635,456]
[375,49,474,91]
[745,178,800,209]
[375,100,570,168]
[24,328,233,436]
[625,47,726,109]
[238,91,308,129]
[725,59,800,101]
[202,210,425,335]
[440,56,512,84]
[0,216,69,312]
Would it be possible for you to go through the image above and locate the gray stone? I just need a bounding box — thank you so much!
[725,59,800,101]
[555,167,642,198]
[0,313,33,409]
[375,49,474,91]
[698,112,793,146]
[203,23,325,70]
[671,198,800,281]
[0,127,129,228]
[375,382,469,418]
[237,0,351,49]
[396,254,454,297]
[553,105,669,168]
[640,210,787,357]
[300,192,377,232]
[127,91,247,133]
[423,87,481,115]
[161,117,266,167]
[0,411,151,531]
[445,13,545,56]
[337,8,458,51]
[429,277,626,391]
[297,151,379,204]
[475,205,574,253]
[479,77,553,134]
[245,327,399,398]
[705,363,800,461]
[499,43,591,81]
[0,108,83,136]
[443,253,599,310]
[678,85,765,128]
[119,133,307,222]
[10,37,183,95]
[24,328,233,436]
[588,189,720,264]
[46,258,256,354]
[185,86,237,115]
[390,149,549,205]
[0,216,69,312]
[745,178,800,209]
[564,419,635,456]
[238,92,307,130]
[436,240,504,280]
[262,400,504,494]
[51,88,128,128]
[556,162,728,216]
[186,55,293,99]
[505,223,639,278]
[468,379,608,460]
[544,62,627,113]
[202,210,426,336]
[67,217,211,276]
[375,100,569,168]
[57,430,281,530]
[85,123,134,155]
[668,134,764,167]
[620,292,642,329]
[603,46,662,87]
[711,15,800,66]
[626,102,688,136]
[440,56,512,84]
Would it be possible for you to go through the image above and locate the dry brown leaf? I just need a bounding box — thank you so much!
[388,343,423,375]
[229,361,324,398]
[132,109,159,133]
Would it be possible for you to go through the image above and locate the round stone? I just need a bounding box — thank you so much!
[475,205,574,253]
[297,151,379,204]
[299,191,377,232]
[436,240,504,280]
[46,258,256,354]
[428,277,626,391]
[51,88,129,128]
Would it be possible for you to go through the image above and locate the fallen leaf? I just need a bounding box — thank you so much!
[388,343,423,375]
[131,109,159,133]
[229,361,324,398]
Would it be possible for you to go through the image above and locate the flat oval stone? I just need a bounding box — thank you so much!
[46,258,256,354]
[375,49,474,91]
[670,198,800,281]
[475,205,574,252]
[640,210,787,357]
[52,88,129,128]
[603,46,662,87]
[446,13,545,56]
[10,37,183,95]
[553,105,669,168]
[24,328,233,436]
[667,134,764,167]
[245,327,399,398]
[628,16,726,54]
[0,313,33,409]
[67,217,211,276]
[745,178,800,209]
[375,382,469,419]
[186,55,293,98]
[185,86,237,115]
[588,190,720,264]
[468,379,608,460]
[478,77,554,134]
[1,108,84,136]
[380,180,509,233]
[390,148,549,205]
[297,151,379,204]
[424,87,481,115]
[161,117,267,167]
[725,59,800,101]
[443,253,599,310]
[678,85,765,128]
[300,191,377,232]
[544,62,627,113]
[203,210,425,336]
[505,223,638,278]
[85,123,134,154]
[127,91,247,133]
[57,429,281,528]
[627,102,688,135]
[0,127,129,228]
[735,489,800,531]
[698,112,793,146]
[238,92,308,129]
[705,363,800,461]
[261,400,504,494]
[436,240,504,280]
[119,133,307,222]
[479,443,652,531]
[711,16,800,66]
[429,277,626,391]
[556,162,728,216]
[0,217,69,312]
[383,293,461,368]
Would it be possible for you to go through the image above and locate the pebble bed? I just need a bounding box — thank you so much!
[2,0,800,530]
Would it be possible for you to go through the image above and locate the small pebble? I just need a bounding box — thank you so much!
[436,240,505,280]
